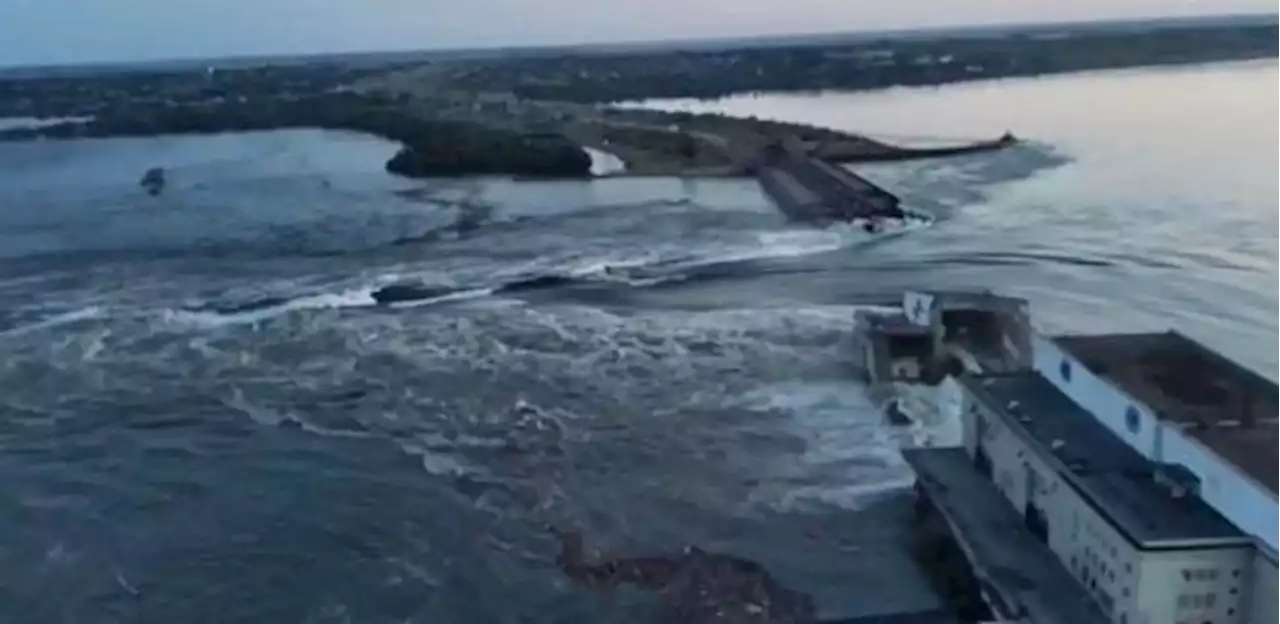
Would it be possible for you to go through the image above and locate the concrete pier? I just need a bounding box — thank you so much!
[756,148,905,224]
[903,448,1109,624]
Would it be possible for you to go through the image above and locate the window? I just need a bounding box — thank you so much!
[1060,359,1072,382]
[1179,594,1217,610]
[1125,406,1141,433]
[1186,568,1221,582]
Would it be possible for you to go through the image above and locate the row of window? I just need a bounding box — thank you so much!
[1183,568,1221,582]
[1178,592,1218,609]
[1176,592,1241,622]
[1182,567,1243,582]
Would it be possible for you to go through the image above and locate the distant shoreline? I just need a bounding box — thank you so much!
[0,94,594,179]
[1,12,1274,78]
[612,56,1279,107]
[1,22,1271,180]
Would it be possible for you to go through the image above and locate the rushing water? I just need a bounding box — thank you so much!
[0,61,1275,623]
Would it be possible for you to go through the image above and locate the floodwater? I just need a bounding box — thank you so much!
[0,60,1274,623]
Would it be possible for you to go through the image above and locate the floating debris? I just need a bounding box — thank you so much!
[139,167,166,196]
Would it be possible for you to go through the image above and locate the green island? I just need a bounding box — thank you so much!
[0,17,1274,178]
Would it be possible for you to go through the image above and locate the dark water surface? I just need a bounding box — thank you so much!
[0,61,1275,623]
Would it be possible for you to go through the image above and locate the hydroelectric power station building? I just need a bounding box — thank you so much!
[857,291,1277,624]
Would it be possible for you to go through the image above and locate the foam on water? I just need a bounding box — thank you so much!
[222,387,374,439]
[750,230,846,258]
[153,215,913,323]
[161,288,377,328]
[0,306,105,339]
[736,378,914,513]
[386,287,496,309]
[889,380,966,449]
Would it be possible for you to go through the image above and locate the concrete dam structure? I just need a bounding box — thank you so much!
[755,144,905,225]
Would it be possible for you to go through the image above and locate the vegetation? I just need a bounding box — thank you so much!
[0,92,592,178]
[441,23,1279,102]
[1,21,1271,178]
[597,124,724,165]
[0,63,399,119]
[385,133,590,177]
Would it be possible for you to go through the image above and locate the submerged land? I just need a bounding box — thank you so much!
[0,17,1275,178]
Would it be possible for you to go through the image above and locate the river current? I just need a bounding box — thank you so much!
[0,60,1274,623]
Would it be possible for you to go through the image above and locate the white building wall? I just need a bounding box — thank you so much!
[1030,335,1162,459]
[965,393,1144,622]
[1032,334,1279,553]
[966,395,1044,512]
[961,384,1255,624]
[1136,547,1253,624]
[1245,550,1277,624]
[1049,478,1145,623]
[1160,428,1279,552]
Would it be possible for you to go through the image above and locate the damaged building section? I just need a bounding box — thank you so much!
[853,290,1033,387]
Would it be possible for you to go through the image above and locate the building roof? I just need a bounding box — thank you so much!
[962,373,1249,550]
[1055,332,1279,494]
[904,447,1111,624]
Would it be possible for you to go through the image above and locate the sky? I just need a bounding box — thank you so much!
[0,0,1275,67]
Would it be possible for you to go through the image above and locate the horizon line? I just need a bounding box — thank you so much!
[1,10,1276,74]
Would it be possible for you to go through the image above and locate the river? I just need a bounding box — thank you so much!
[0,60,1274,623]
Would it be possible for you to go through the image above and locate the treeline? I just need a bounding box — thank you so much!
[457,24,1279,102]
[0,63,401,119]
[0,93,592,178]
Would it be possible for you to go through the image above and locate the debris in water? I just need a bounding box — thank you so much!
[139,167,166,196]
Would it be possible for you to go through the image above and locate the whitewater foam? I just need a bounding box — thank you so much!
[162,288,377,328]
[734,379,915,513]
[657,219,929,271]
[223,387,374,439]
[0,306,105,339]
[386,287,495,309]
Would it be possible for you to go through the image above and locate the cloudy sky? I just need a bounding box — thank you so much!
[0,0,1274,66]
